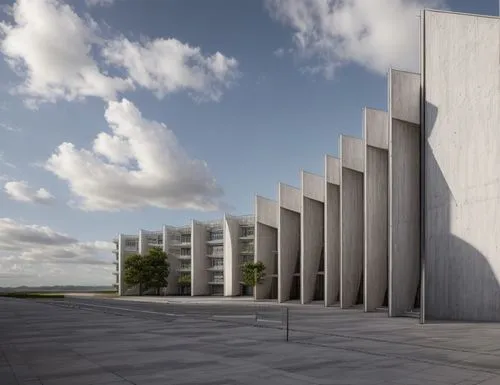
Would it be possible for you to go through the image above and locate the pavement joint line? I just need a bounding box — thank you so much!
[51,301,186,317]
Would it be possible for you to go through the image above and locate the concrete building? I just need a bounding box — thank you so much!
[114,215,255,297]
[112,10,500,322]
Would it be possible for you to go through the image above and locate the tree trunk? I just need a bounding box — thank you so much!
[139,283,143,296]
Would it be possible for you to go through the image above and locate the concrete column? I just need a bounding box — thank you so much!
[388,69,421,317]
[363,108,389,311]
[340,135,365,308]
[223,214,240,296]
[254,195,278,300]
[118,234,125,296]
[325,155,340,306]
[301,171,325,304]
[278,183,301,303]
[423,11,500,321]
[191,220,209,296]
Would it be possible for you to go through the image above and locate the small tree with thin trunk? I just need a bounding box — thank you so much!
[124,254,147,296]
[241,261,266,287]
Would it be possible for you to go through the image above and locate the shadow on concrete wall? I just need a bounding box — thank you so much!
[424,102,500,322]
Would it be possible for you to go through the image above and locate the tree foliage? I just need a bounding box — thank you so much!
[123,247,170,295]
[241,261,266,287]
[177,273,191,285]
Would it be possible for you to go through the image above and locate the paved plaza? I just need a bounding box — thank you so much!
[2,297,500,384]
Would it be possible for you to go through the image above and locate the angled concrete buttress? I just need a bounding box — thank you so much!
[340,135,365,308]
[223,214,240,296]
[363,108,389,312]
[388,69,421,317]
[301,171,325,304]
[191,220,209,296]
[254,195,278,300]
[423,10,500,321]
[278,183,301,303]
[324,155,341,306]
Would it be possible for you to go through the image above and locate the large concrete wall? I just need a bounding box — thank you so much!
[255,196,278,300]
[363,108,389,311]
[223,215,240,296]
[191,220,209,296]
[423,11,500,321]
[388,69,421,317]
[340,136,364,308]
[301,171,325,304]
[325,155,340,306]
[278,183,301,303]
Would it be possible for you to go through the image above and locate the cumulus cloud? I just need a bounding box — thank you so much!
[0,0,239,106]
[265,0,445,78]
[4,180,55,204]
[0,218,114,286]
[0,122,21,132]
[0,0,132,107]
[85,0,114,7]
[103,37,240,102]
[45,98,224,212]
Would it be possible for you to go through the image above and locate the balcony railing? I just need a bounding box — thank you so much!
[177,254,191,260]
[177,266,191,272]
[240,248,254,255]
[207,265,224,271]
[207,253,223,258]
[208,280,224,285]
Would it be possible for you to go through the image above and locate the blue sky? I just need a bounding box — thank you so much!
[0,0,497,286]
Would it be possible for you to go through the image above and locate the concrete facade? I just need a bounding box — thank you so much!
[191,220,209,296]
[423,11,500,321]
[278,183,301,303]
[340,136,365,308]
[255,196,278,300]
[301,171,325,304]
[388,69,421,317]
[325,155,340,306]
[363,108,389,311]
[111,10,500,323]
[223,215,240,296]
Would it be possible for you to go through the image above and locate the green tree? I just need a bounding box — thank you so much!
[241,261,266,287]
[143,247,170,295]
[124,254,147,296]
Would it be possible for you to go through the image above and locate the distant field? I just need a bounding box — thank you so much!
[0,292,66,299]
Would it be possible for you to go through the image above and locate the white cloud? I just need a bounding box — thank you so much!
[0,122,21,132]
[103,37,240,102]
[0,218,114,286]
[4,180,55,204]
[45,98,225,212]
[266,0,445,78]
[273,47,285,57]
[85,0,114,7]
[0,152,15,168]
[0,0,239,106]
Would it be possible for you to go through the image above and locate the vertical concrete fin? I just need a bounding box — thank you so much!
[255,195,278,300]
[325,155,341,306]
[223,214,240,296]
[340,135,365,308]
[278,183,301,303]
[191,220,209,296]
[388,69,421,316]
[363,108,389,312]
[301,171,325,304]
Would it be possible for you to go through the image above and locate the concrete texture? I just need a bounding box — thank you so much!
[388,69,421,317]
[325,155,340,306]
[363,108,389,312]
[192,220,209,296]
[340,136,365,309]
[224,215,240,297]
[3,298,500,385]
[255,196,278,300]
[278,183,301,303]
[163,226,179,296]
[423,11,500,321]
[301,172,325,304]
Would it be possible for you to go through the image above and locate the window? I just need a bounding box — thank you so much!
[180,248,190,256]
[241,227,254,237]
[181,234,191,243]
[179,263,191,270]
[209,246,223,255]
[211,259,223,268]
[208,230,223,241]
[125,239,138,248]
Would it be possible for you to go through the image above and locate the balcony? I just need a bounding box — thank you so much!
[112,249,118,254]
[112,238,118,244]
[240,248,254,255]
[177,254,191,260]
[112,261,118,265]
[208,280,224,285]
[207,265,224,271]
[207,254,223,258]
[177,266,191,272]
[112,271,118,276]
